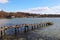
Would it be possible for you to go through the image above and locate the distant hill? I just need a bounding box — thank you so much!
[0,11,40,18]
[0,11,60,18]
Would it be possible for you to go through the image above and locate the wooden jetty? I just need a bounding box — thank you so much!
[0,22,53,39]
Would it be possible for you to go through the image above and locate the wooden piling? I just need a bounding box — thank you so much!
[16,25,20,33]
[31,24,34,30]
[27,26,29,31]
[39,24,41,28]
[35,24,37,29]
[3,26,6,39]
[24,26,27,32]
[24,24,29,32]
[34,25,36,29]
[15,27,17,35]
[0,30,3,39]
[34,24,38,29]
[38,24,40,27]
[0,27,3,39]
[37,24,38,28]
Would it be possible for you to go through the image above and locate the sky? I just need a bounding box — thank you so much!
[0,0,60,14]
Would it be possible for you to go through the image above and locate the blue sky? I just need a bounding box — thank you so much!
[0,0,60,14]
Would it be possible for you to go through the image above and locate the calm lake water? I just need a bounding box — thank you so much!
[0,18,60,40]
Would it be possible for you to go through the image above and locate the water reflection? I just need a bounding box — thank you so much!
[0,18,60,40]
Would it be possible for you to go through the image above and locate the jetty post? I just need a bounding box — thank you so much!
[12,26,17,35]
[39,23,42,28]
[24,24,27,32]
[0,27,4,39]
[43,23,45,27]
[41,23,43,27]
[37,23,41,28]
[37,24,39,28]
[3,26,5,36]
[27,24,29,31]
[24,24,29,32]
[15,27,17,35]
[0,30,3,39]
[44,23,46,27]
[15,25,20,34]
[31,24,34,30]
[34,24,37,29]
[3,26,6,38]
[33,24,36,29]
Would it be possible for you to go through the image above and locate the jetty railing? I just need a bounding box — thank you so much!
[0,22,53,39]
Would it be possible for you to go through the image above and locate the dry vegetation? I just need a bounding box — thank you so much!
[0,10,60,18]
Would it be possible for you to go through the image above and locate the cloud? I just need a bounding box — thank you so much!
[20,6,60,14]
[0,0,8,4]
[0,9,1,10]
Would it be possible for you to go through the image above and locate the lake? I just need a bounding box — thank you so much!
[0,18,50,26]
[0,18,60,40]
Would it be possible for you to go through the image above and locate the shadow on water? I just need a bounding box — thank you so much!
[0,31,59,40]
[1,31,58,40]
